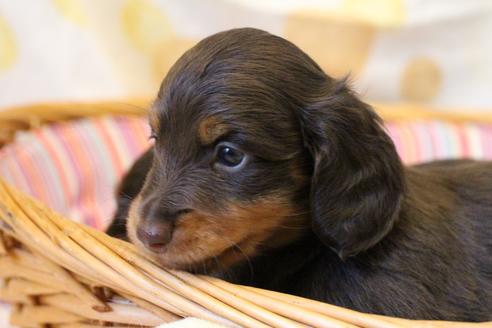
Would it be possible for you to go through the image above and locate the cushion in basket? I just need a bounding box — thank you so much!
[386,121,492,164]
[1,116,492,229]
[0,116,150,229]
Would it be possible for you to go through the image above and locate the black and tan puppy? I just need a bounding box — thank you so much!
[107,28,492,321]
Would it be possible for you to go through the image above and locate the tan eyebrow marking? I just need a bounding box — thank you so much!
[198,116,229,145]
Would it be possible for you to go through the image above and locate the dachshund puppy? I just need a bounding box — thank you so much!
[107,28,492,321]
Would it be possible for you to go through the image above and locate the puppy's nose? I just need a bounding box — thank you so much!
[137,204,192,252]
[137,220,173,252]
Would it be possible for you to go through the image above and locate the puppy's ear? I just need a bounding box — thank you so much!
[300,80,404,260]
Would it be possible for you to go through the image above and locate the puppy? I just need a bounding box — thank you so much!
[107,28,492,321]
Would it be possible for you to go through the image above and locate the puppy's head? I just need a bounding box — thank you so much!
[127,28,404,271]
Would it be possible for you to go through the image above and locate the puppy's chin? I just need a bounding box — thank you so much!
[126,195,308,272]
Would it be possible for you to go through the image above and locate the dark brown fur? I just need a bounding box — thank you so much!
[107,28,492,321]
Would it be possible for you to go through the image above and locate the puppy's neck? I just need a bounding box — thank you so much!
[259,212,311,252]
[195,210,311,277]
[214,229,323,287]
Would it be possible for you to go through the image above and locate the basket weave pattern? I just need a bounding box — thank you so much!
[0,102,490,328]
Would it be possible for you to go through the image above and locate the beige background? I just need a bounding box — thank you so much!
[0,0,491,110]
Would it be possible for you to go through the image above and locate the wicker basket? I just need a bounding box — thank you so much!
[0,101,490,328]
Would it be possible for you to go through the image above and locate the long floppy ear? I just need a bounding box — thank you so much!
[300,80,404,260]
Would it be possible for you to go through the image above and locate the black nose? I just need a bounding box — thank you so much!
[137,201,192,252]
[136,220,174,252]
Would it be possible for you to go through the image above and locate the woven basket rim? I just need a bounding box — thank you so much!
[1,100,492,130]
[2,179,490,327]
[2,100,492,149]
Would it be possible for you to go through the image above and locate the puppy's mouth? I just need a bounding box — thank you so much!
[127,194,305,272]
[139,230,255,272]
[184,236,253,273]
[146,235,247,257]
[127,198,256,271]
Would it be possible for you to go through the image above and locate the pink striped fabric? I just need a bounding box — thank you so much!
[0,116,150,229]
[385,121,492,164]
[1,116,492,229]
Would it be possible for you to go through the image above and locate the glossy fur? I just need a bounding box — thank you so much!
[107,28,492,321]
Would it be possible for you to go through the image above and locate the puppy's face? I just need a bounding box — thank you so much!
[126,28,404,271]
[126,29,317,270]
[127,103,311,270]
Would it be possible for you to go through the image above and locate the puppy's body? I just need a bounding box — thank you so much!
[110,157,492,320]
[228,161,492,320]
[107,28,492,320]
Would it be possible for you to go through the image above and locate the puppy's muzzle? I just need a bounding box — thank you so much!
[136,200,191,252]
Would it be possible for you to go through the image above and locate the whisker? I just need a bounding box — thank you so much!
[201,259,209,276]
[219,236,255,280]
[275,224,308,230]
[117,193,134,201]
[211,255,229,279]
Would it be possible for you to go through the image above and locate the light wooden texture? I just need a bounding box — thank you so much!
[0,101,491,327]
[1,100,492,147]
[0,163,491,327]
[0,100,149,147]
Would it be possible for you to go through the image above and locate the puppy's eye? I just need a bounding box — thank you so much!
[216,144,244,168]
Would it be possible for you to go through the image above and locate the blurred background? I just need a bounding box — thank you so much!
[0,0,492,111]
